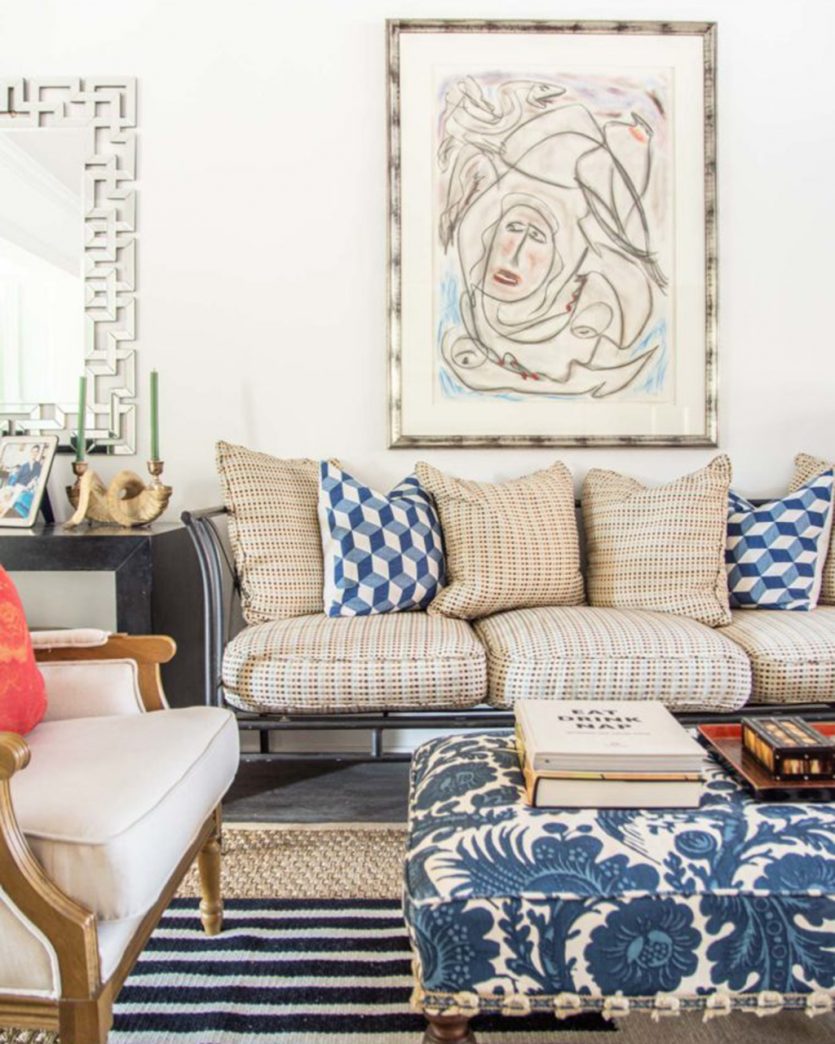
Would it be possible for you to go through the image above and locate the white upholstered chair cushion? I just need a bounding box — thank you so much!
[222,613,487,714]
[40,660,148,721]
[719,607,835,703]
[475,606,751,712]
[10,707,239,922]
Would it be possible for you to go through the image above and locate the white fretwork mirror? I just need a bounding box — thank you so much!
[0,78,137,454]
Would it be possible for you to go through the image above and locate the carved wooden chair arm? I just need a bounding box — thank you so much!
[35,635,177,713]
[0,732,30,782]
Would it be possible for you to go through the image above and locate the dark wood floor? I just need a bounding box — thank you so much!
[224,760,411,823]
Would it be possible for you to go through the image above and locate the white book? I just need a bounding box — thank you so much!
[516,699,705,774]
[529,776,703,809]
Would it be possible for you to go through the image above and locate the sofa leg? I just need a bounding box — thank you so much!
[197,808,223,936]
[59,995,112,1043]
[423,1014,477,1043]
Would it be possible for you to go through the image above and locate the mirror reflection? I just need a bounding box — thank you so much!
[0,127,85,407]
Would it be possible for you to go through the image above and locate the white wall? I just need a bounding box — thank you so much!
[2,0,834,505]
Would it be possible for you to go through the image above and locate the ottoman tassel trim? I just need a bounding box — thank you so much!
[703,992,733,1021]
[806,992,833,1017]
[754,990,785,1017]
[411,982,832,1020]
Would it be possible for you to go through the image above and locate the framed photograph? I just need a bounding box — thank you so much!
[0,435,58,527]
[387,20,717,447]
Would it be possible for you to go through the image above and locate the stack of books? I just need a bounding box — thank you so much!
[516,700,705,808]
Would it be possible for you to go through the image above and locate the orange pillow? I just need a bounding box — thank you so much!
[0,566,46,733]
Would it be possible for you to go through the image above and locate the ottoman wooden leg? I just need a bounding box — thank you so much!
[423,1014,477,1043]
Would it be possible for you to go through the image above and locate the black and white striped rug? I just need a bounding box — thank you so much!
[110,898,612,1043]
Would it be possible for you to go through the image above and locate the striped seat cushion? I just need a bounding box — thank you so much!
[222,612,487,714]
[719,607,835,704]
[475,606,751,712]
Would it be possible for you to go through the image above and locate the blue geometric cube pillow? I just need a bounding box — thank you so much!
[726,469,834,610]
[318,462,445,617]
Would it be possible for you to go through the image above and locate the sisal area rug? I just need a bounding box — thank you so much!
[3,824,835,1043]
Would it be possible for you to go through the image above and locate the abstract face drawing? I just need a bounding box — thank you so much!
[483,201,560,303]
[435,72,670,399]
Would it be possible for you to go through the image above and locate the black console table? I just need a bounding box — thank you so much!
[0,523,204,708]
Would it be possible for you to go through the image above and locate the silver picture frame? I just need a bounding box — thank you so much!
[387,20,717,448]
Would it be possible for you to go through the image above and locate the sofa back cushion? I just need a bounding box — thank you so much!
[318,462,445,616]
[216,441,329,624]
[0,566,46,734]
[416,460,584,620]
[582,455,733,627]
[792,453,835,605]
[726,469,834,611]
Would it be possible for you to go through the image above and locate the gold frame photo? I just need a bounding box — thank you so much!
[0,435,58,527]
[387,20,717,447]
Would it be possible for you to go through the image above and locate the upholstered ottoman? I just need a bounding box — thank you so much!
[404,733,835,1043]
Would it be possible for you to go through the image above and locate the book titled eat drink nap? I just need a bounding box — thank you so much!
[516,700,705,809]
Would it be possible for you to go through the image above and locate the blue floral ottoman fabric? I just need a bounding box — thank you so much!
[404,733,835,1021]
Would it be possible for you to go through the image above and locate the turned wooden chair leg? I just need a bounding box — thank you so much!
[197,806,223,936]
[423,1014,477,1043]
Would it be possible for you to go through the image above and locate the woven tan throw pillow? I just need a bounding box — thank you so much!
[791,452,835,604]
[582,455,733,628]
[415,461,584,620]
[216,441,328,624]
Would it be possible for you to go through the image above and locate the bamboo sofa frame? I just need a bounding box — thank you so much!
[183,505,835,763]
[0,636,224,1044]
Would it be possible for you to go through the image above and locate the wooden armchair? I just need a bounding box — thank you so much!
[0,631,239,1043]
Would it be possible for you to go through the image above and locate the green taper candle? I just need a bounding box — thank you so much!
[76,375,87,462]
[150,369,160,461]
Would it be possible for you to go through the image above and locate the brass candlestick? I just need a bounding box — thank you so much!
[65,460,173,529]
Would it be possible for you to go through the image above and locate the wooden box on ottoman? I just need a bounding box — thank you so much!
[403,734,835,1043]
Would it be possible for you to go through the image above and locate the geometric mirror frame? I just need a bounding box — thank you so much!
[0,78,137,454]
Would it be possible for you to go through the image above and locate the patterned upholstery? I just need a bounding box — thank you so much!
[792,453,835,604]
[416,460,584,620]
[719,607,835,703]
[405,733,835,1019]
[319,463,444,616]
[216,441,331,624]
[582,456,732,627]
[475,606,751,712]
[726,471,834,610]
[222,613,487,714]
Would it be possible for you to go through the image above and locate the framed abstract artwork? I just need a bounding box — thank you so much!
[387,20,717,447]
